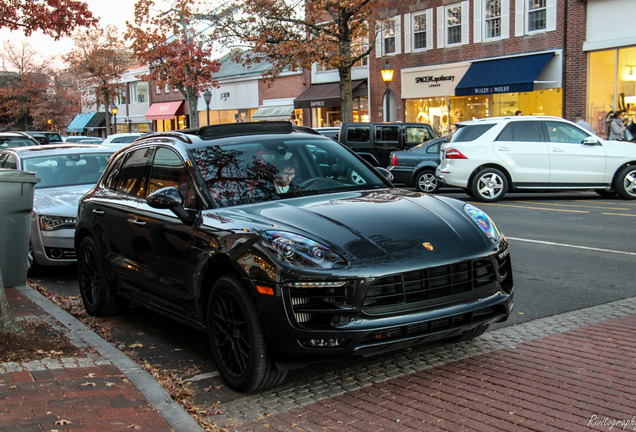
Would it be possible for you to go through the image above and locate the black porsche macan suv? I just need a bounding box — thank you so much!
[75,122,513,392]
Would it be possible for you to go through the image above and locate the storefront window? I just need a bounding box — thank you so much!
[405,89,562,135]
[587,47,636,137]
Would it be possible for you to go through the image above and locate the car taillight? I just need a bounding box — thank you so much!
[445,149,467,159]
[391,154,397,166]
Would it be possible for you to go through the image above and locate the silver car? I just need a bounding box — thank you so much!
[0,144,114,274]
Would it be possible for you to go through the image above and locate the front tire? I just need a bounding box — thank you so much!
[414,169,440,193]
[77,236,124,316]
[614,166,636,199]
[207,276,286,392]
[471,168,508,202]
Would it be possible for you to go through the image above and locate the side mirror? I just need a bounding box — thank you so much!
[375,167,394,182]
[147,186,195,224]
[583,136,600,146]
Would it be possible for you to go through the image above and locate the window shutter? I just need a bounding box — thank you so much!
[473,0,482,43]
[515,0,525,36]
[546,0,557,31]
[427,10,434,49]
[437,6,445,48]
[404,13,411,53]
[395,16,402,54]
[375,23,383,58]
[501,0,510,39]
[461,1,470,45]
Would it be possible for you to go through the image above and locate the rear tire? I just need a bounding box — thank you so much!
[414,169,439,193]
[614,166,636,199]
[77,236,124,316]
[207,276,286,392]
[471,168,508,202]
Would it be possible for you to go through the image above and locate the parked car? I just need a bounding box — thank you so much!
[75,121,513,392]
[65,135,103,144]
[437,115,636,202]
[339,122,437,167]
[0,131,40,148]
[314,126,340,141]
[23,131,64,144]
[100,133,144,149]
[388,137,446,193]
[0,144,115,275]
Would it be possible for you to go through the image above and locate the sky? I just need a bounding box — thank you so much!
[0,0,136,69]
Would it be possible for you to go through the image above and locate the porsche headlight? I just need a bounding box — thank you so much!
[464,204,501,242]
[262,231,346,269]
[39,215,77,231]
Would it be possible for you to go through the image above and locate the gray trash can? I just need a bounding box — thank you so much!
[0,169,39,287]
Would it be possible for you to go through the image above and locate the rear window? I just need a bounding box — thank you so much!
[451,124,495,142]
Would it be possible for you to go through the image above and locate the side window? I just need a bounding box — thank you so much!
[427,143,441,154]
[496,121,543,142]
[346,126,371,143]
[4,155,17,169]
[405,126,434,145]
[545,121,589,144]
[112,147,153,198]
[375,126,400,144]
[148,148,197,207]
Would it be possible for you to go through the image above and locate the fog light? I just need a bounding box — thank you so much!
[300,338,348,348]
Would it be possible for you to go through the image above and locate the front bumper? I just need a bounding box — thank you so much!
[30,226,77,267]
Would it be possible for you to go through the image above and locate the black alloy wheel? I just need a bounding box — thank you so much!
[77,236,123,316]
[207,276,286,392]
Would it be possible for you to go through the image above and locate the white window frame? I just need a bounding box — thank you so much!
[474,0,510,43]
[515,0,556,37]
[404,9,434,53]
[437,1,470,49]
[375,16,401,58]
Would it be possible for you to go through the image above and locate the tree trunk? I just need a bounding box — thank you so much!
[0,269,20,333]
[339,67,354,124]
[187,91,199,129]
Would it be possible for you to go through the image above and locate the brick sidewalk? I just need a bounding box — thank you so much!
[0,287,174,432]
[236,314,636,431]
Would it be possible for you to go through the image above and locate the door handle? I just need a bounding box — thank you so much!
[92,209,104,215]
[130,219,146,227]
[497,146,510,151]
[552,148,565,153]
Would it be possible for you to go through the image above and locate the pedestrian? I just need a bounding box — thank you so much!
[515,110,523,116]
[608,110,626,140]
[574,113,594,133]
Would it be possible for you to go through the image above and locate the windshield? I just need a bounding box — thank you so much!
[22,152,113,189]
[190,137,388,208]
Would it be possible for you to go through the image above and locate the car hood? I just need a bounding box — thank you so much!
[34,185,92,216]
[210,189,496,272]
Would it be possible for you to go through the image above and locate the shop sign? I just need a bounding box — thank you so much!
[310,100,326,107]
[401,63,470,98]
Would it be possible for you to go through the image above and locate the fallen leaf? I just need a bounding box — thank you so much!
[106,382,116,387]
[86,373,96,378]
[55,419,72,426]
[129,343,143,349]
[81,382,97,387]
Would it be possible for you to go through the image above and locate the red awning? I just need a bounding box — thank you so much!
[145,101,185,120]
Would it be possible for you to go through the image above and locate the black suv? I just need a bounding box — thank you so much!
[339,122,437,167]
[75,122,513,391]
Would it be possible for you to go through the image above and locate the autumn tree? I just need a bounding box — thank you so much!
[0,0,94,333]
[64,25,133,135]
[215,0,384,124]
[31,71,82,131]
[0,0,96,38]
[125,0,221,129]
[0,41,49,129]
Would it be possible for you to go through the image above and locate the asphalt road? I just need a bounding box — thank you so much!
[30,189,636,404]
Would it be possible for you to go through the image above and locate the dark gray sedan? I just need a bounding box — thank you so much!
[388,137,445,193]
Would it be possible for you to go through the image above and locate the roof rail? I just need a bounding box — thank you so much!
[139,131,193,144]
[194,121,296,140]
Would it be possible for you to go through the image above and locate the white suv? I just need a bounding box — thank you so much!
[436,116,636,202]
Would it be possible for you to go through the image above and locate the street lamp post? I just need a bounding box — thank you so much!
[203,90,212,126]
[111,104,118,135]
[381,61,394,122]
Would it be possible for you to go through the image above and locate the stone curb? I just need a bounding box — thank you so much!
[15,285,205,432]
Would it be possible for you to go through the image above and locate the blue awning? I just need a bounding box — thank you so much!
[454,53,554,96]
[66,112,95,133]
